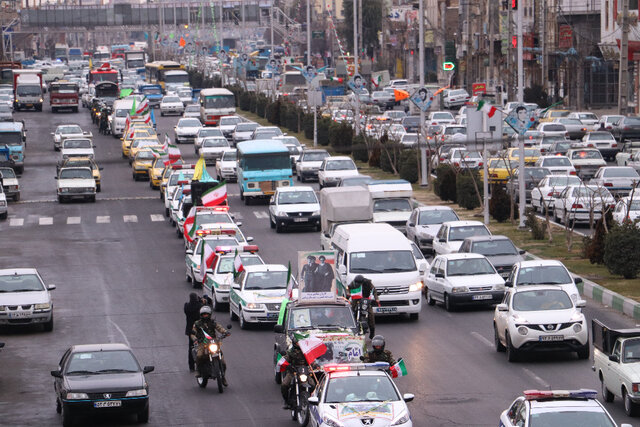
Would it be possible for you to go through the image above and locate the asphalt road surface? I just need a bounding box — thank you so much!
[0,104,638,427]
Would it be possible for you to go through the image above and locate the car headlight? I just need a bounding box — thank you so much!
[208,343,219,353]
[39,98,44,103]
[493,283,505,291]
[451,286,468,293]
[125,389,148,397]
[517,326,529,335]
[66,392,89,400]
[34,303,51,310]
[246,303,263,310]
[0,201,5,207]
[409,281,423,292]
[322,417,344,427]
[60,188,69,193]
[392,412,411,426]
[0,305,6,311]
[573,323,583,333]
[311,210,320,216]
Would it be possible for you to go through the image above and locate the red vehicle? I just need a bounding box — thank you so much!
[88,63,119,85]
[49,81,79,113]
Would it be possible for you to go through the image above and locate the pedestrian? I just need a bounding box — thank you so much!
[184,292,202,371]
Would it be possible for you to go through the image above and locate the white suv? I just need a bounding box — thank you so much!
[0,268,56,331]
[506,259,581,302]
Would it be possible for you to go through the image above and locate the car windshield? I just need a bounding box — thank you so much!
[203,237,238,249]
[445,127,466,135]
[341,176,371,186]
[571,150,603,160]
[136,151,155,160]
[558,119,582,125]
[542,157,572,167]
[199,129,224,138]
[516,265,572,285]
[60,168,92,179]
[303,152,329,162]
[350,250,416,274]
[544,124,566,131]
[471,239,518,256]
[163,96,181,103]
[625,117,640,125]
[373,199,411,213]
[65,350,140,375]
[433,112,453,120]
[63,139,91,149]
[217,256,262,274]
[449,90,467,96]
[59,125,82,135]
[179,119,201,128]
[529,408,616,427]
[547,176,581,186]
[512,289,573,311]
[203,95,235,109]
[0,273,44,292]
[243,153,290,171]
[418,209,459,225]
[448,225,490,241]
[326,160,356,171]
[203,138,229,148]
[452,150,481,159]
[288,306,356,330]
[16,85,41,96]
[325,375,399,403]
[220,117,241,126]
[132,139,158,148]
[550,111,570,118]
[177,89,191,97]
[244,271,288,290]
[520,168,550,180]
[447,258,495,276]
[236,123,259,132]
[603,168,639,178]
[402,134,418,142]
[222,151,237,161]
[142,87,162,95]
[115,109,129,117]
[169,172,194,185]
[185,105,200,112]
[579,113,597,120]
[278,191,317,204]
[0,168,16,178]
[573,187,612,199]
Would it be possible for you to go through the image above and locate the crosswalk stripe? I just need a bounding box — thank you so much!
[253,211,269,219]
[39,217,53,225]
[96,216,110,224]
[67,217,81,225]
[232,212,243,220]
[123,215,138,223]
[150,214,164,222]
[9,218,23,227]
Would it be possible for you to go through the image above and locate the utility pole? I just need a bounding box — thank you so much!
[488,0,494,89]
[419,0,427,186]
[465,0,472,88]
[507,4,513,99]
[307,0,317,147]
[353,0,359,135]
[619,0,630,116]
[517,0,525,227]
[358,0,363,59]
[541,0,546,91]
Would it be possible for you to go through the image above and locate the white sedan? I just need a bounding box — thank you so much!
[432,220,491,255]
[530,175,582,213]
[56,166,96,203]
[533,156,576,176]
[612,197,640,225]
[268,186,320,232]
[197,136,230,161]
[493,286,588,362]
[160,95,185,116]
[317,157,359,189]
[51,124,89,151]
[60,138,95,160]
[552,184,615,225]
[215,149,238,182]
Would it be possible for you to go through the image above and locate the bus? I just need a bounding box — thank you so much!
[0,61,21,85]
[145,61,189,92]
[237,140,293,204]
[198,88,236,126]
[94,46,110,63]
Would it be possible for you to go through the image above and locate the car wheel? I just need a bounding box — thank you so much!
[444,293,454,312]
[191,269,202,289]
[230,305,238,321]
[212,291,221,312]
[0,211,6,220]
[494,324,505,352]
[577,343,589,360]
[239,309,249,330]
[61,404,74,427]
[601,377,615,402]
[409,313,419,320]
[43,314,53,332]
[58,195,64,203]
[625,388,640,416]
[270,215,275,229]
[506,332,519,362]
[137,406,149,423]
[56,398,62,414]
[186,270,192,283]
[89,195,96,203]
[240,190,244,201]
[426,290,436,306]
[96,185,101,193]
[165,207,170,217]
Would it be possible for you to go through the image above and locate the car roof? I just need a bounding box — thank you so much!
[326,156,353,161]
[529,399,602,410]
[442,220,485,227]
[276,186,315,193]
[415,205,455,212]
[70,343,132,353]
[463,235,511,243]
[512,284,572,294]
[243,264,288,273]
[0,268,39,276]
[437,252,487,260]
[516,259,564,267]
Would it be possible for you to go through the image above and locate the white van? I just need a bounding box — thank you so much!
[330,223,424,319]
[367,180,413,234]
[110,98,135,137]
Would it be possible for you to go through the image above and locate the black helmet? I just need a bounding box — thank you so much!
[371,335,385,352]
[354,275,365,284]
[199,305,212,317]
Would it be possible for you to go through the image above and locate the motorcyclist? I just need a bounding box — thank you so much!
[281,338,308,410]
[364,335,395,366]
[190,305,230,386]
[348,275,379,339]
[99,106,110,135]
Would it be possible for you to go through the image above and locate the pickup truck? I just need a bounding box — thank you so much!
[592,319,640,416]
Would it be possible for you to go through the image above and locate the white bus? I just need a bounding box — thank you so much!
[198,88,236,126]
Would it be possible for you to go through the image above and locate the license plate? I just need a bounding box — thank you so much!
[293,218,308,222]
[472,294,493,300]
[377,307,397,313]
[266,313,278,320]
[500,273,510,278]
[539,335,564,342]
[94,401,121,408]
[9,312,31,319]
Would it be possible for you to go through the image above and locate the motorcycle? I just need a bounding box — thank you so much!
[353,298,370,336]
[193,325,232,393]
[287,365,315,426]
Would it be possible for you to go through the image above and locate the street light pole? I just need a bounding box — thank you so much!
[419,0,427,186]
[353,0,359,135]
[517,0,526,227]
[308,0,317,147]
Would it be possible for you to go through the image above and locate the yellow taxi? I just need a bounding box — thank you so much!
[480,158,519,185]
[129,135,161,163]
[58,157,103,192]
[149,156,182,189]
[538,109,570,123]
[506,147,541,165]
[132,149,159,181]
[121,127,155,158]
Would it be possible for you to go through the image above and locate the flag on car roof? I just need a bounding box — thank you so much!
[136,97,149,115]
[390,358,407,378]
[201,181,227,207]
[477,100,498,118]
[183,207,196,243]
[162,133,170,152]
[201,241,216,281]
[285,261,293,299]
[295,332,327,365]
[233,249,244,277]
[168,143,181,160]
[275,354,290,373]
[129,98,137,116]
[193,156,206,181]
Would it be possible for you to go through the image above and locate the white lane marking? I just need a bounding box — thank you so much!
[150,214,164,222]
[67,216,81,225]
[253,211,269,219]
[39,217,53,225]
[522,368,550,388]
[108,319,131,348]
[96,216,110,224]
[123,215,138,223]
[233,212,244,220]
[470,331,494,348]
[9,218,23,227]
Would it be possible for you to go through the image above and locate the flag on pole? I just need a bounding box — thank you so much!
[201,241,216,281]
[295,332,327,365]
[233,249,244,277]
[136,98,149,115]
[150,108,156,126]
[201,181,227,206]
[200,328,214,343]
[390,359,407,378]
[193,156,206,181]
[163,133,170,152]
[183,207,196,243]
[371,74,382,88]
[168,143,181,160]
[285,261,293,299]
[477,100,498,118]
[129,98,137,116]
[393,89,410,102]
[349,282,363,300]
[275,354,290,373]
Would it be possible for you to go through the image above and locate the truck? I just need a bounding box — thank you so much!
[124,50,146,71]
[319,186,373,250]
[13,70,43,111]
[68,48,83,62]
[367,180,414,234]
[49,81,79,113]
[139,84,163,108]
[593,319,640,416]
[0,121,27,174]
[54,43,69,62]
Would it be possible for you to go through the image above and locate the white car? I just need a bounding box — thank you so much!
[229,264,290,329]
[218,115,243,140]
[182,104,201,118]
[194,127,224,152]
[215,149,238,182]
[613,197,640,225]
[232,122,259,144]
[553,118,587,139]
[582,131,619,160]
[176,87,192,105]
[174,118,203,145]
[427,111,455,125]
[448,148,481,169]
[442,88,470,109]
[494,286,588,361]
[168,184,189,226]
[440,125,467,145]
[0,268,56,331]
[590,166,640,197]
[568,111,599,127]
[530,175,582,212]
[198,136,230,161]
[203,249,264,311]
[593,114,623,132]
[552,184,615,225]
[268,186,320,232]
[432,220,491,255]
[160,95,185,116]
[399,133,419,148]
[621,149,640,172]
[318,156,359,189]
[51,124,90,151]
[499,389,627,427]
[534,155,576,176]
[406,206,460,253]
[0,185,7,219]
[164,168,195,215]
[386,123,407,141]
[56,166,96,203]
[0,167,20,201]
[566,148,607,180]
[185,228,250,286]
[536,122,569,138]
[506,259,581,302]
[296,149,330,182]
[251,126,284,140]
[60,138,95,160]
[308,363,414,427]
[425,253,505,311]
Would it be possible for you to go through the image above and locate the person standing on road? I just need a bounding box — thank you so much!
[184,293,202,371]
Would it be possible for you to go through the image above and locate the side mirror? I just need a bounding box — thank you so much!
[93,145,97,148]
[576,299,587,308]
[419,266,426,275]
[408,222,415,227]
[47,284,56,290]
[504,280,512,287]
[246,237,254,242]
[435,272,444,279]
[338,265,346,275]
[402,393,415,403]
[497,303,509,312]
[308,396,319,406]
[274,324,284,333]
[439,238,446,242]
[50,370,62,378]
[99,167,104,171]
[143,366,155,374]
[236,221,243,227]
[574,277,583,285]
[50,132,54,135]
[518,249,526,255]
[609,354,620,363]
[186,249,193,255]
[54,176,58,179]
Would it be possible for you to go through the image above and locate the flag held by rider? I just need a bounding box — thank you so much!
[295,332,327,365]
[276,354,290,373]
[390,358,407,378]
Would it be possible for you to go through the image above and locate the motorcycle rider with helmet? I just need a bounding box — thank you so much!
[281,338,309,409]
[364,335,395,366]
[348,275,379,339]
[190,305,230,386]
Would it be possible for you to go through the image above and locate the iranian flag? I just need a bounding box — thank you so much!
[142,110,152,125]
[136,98,149,115]
[285,261,294,299]
[168,143,181,160]
[477,100,498,118]
[390,359,407,378]
[296,333,327,365]
[201,328,214,343]
[201,181,227,207]
[201,241,216,281]
[350,283,363,300]
[162,133,171,152]
[183,207,196,243]
[163,157,179,167]
[233,249,244,277]
[371,74,382,88]
[275,354,290,373]
[124,114,131,133]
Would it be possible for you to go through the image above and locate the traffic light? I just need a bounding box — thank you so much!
[512,36,517,48]
[410,50,414,56]
[511,0,517,9]
[442,62,455,71]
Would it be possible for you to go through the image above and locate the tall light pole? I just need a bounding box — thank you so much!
[419,0,427,186]
[517,0,526,227]
[353,0,359,135]
[308,0,317,147]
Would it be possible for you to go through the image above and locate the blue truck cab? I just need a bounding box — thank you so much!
[237,140,293,204]
[139,85,163,108]
[0,121,26,174]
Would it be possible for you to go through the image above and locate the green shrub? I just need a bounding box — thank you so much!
[302,113,314,140]
[399,150,419,183]
[249,95,257,113]
[286,105,299,133]
[352,134,369,163]
[239,91,251,111]
[584,217,607,264]
[266,99,280,125]
[489,184,511,222]
[329,122,353,154]
[256,96,268,117]
[435,164,457,202]
[316,117,331,146]
[368,146,381,168]
[279,102,289,127]
[604,222,640,279]
[456,171,482,210]
[524,208,545,240]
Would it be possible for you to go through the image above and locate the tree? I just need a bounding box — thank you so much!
[604,222,640,279]
[489,184,511,222]
[340,0,383,56]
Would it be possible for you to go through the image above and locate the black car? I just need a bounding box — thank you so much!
[547,140,573,156]
[51,343,154,427]
[618,116,640,141]
[505,167,551,202]
[401,116,421,133]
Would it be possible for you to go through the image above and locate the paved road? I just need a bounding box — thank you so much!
[1,105,638,426]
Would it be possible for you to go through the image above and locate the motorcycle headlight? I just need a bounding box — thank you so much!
[125,389,148,397]
[299,374,307,382]
[39,98,44,103]
[392,412,411,426]
[409,281,424,292]
[208,343,218,352]
[96,112,101,117]
[66,392,89,400]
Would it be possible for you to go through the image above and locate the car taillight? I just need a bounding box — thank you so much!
[453,162,460,167]
[606,126,612,130]
[572,203,583,209]
[581,128,586,131]
[565,132,569,137]
[478,162,483,167]
[439,157,444,161]
[603,183,613,187]
[625,126,630,131]
[570,171,577,175]
[612,144,617,148]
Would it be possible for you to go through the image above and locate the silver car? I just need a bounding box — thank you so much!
[0,268,56,331]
